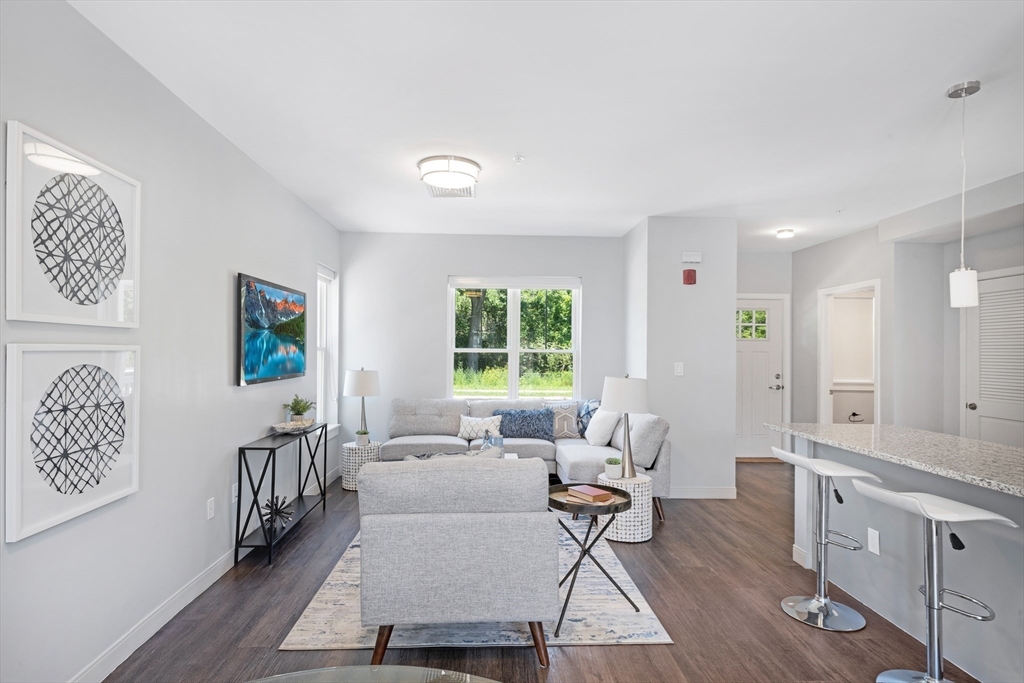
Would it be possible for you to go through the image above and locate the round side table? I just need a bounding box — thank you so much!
[341,441,381,491]
[597,473,653,542]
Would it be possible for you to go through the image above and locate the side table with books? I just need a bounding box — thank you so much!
[547,483,640,636]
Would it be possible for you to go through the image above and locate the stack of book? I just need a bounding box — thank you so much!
[566,484,614,505]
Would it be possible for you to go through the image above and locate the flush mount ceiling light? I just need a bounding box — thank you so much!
[776,228,795,239]
[418,155,481,190]
[947,80,981,308]
[23,141,100,176]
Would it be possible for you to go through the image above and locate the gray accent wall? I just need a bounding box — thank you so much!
[1,2,342,681]
[624,218,648,378]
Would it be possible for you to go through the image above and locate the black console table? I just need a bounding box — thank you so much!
[235,423,328,565]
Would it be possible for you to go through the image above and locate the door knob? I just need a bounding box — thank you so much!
[769,384,784,391]
[966,402,977,411]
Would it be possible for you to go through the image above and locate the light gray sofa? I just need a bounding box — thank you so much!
[379,397,672,520]
[358,457,559,666]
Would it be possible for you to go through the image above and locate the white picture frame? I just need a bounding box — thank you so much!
[5,121,141,327]
[5,344,140,542]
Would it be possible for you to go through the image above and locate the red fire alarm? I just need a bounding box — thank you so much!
[683,268,697,285]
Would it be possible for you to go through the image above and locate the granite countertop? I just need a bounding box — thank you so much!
[766,423,1024,498]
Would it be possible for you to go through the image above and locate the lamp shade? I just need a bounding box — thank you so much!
[600,376,649,414]
[950,268,979,308]
[343,369,380,397]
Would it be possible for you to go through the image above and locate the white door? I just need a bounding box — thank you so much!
[965,273,1024,447]
[736,298,784,458]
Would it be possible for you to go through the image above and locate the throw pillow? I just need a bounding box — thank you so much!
[545,400,581,439]
[585,408,621,447]
[610,413,670,468]
[577,399,601,436]
[493,408,555,442]
[458,414,502,440]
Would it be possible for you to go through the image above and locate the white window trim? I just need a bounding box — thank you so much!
[446,276,582,400]
[317,264,340,438]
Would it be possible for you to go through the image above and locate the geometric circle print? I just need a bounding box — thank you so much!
[30,364,125,495]
[31,173,126,305]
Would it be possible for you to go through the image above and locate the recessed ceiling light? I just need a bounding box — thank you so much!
[776,228,795,239]
[513,155,525,165]
[418,156,480,190]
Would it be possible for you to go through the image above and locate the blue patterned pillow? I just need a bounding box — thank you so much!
[492,408,554,442]
[577,399,601,437]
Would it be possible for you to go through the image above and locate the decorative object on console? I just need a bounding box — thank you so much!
[546,400,582,439]
[284,394,316,422]
[584,408,621,447]
[605,457,622,479]
[344,368,380,437]
[272,418,316,434]
[5,344,140,542]
[458,414,502,440]
[492,408,555,441]
[576,399,601,436]
[6,122,141,327]
[946,80,982,308]
[263,495,295,529]
[238,273,306,385]
[599,376,649,478]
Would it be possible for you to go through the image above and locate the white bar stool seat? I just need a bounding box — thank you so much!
[853,479,1018,683]
[772,447,880,631]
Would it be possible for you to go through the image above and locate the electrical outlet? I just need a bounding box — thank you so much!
[207,497,215,520]
[232,483,238,504]
[674,362,684,376]
[868,527,880,555]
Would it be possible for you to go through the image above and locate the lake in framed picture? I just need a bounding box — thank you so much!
[238,273,306,385]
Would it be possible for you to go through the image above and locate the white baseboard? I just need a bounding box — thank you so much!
[670,486,737,499]
[792,544,808,567]
[70,549,234,683]
[303,466,339,496]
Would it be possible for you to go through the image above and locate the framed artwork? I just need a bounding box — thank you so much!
[238,273,307,385]
[5,344,140,542]
[5,121,141,327]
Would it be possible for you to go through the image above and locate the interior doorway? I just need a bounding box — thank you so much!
[817,280,881,424]
[735,294,791,459]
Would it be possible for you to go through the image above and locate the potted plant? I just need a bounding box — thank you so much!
[605,457,622,479]
[283,394,315,422]
[355,429,370,446]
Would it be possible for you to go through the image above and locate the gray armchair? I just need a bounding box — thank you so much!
[357,457,560,667]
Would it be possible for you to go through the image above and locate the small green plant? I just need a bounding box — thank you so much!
[356,430,369,435]
[284,394,315,415]
[605,457,621,465]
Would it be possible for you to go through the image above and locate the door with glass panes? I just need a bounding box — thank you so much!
[735,299,784,458]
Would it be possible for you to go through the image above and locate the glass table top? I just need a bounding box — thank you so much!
[249,665,500,683]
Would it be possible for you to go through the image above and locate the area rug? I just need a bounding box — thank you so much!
[280,521,672,649]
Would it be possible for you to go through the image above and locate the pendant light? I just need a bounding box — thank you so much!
[947,80,980,308]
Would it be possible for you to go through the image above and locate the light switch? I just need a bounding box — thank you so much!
[674,362,684,376]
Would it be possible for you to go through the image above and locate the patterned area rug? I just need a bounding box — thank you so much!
[280,521,672,649]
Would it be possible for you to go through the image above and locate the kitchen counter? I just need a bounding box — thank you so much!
[766,423,1024,497]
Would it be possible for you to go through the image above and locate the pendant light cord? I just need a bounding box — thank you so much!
[959,95,967,269]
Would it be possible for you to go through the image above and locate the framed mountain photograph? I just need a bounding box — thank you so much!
[237,273,306,385]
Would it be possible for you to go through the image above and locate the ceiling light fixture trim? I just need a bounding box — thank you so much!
[776,228,795,239]
[418,155,481,190]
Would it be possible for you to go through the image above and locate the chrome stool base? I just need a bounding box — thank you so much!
[876,669,946,683]
[781,595,866,631]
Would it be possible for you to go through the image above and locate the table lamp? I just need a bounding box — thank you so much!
[600,376,649,479]
[343,368,380,434]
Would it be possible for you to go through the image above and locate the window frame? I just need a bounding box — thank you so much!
[316,264,339,428]
[446,276,582,400]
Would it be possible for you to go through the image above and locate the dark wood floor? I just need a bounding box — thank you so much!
[106,464,977,683]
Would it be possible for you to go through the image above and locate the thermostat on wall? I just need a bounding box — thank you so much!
[681,252,702,263]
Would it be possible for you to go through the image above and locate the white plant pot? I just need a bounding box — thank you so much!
[290,413,305,423]
[356,434,370,446]
[605,464,622,479]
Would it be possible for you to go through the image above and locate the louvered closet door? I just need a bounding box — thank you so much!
[966,273,1024,446]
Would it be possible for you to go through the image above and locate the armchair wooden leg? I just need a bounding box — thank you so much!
[371,625,393,665]
[528,621,550,668]
[653,497,665,522]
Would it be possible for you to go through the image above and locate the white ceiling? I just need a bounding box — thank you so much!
[70,1,1024,252]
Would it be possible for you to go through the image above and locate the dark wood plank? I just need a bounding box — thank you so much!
[104,463,979,683]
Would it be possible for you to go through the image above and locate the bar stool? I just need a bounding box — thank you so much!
[771,446,881,631]
[853,479,1018,683]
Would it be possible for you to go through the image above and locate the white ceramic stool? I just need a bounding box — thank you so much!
[772,446,881,631]
[853,479,1018,683]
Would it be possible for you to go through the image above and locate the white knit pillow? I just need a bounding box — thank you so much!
[458,414,502,440]
[585,409,621,446]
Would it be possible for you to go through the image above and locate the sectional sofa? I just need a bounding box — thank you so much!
[379,398,671,517]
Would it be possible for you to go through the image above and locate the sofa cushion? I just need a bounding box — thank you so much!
[555,439,620,484]
[585,408,621,446]
[610,413,670,468]
[388,398,469,438]
[468,398,545,418]
[545,400,582,439]
[494,408,555,441]
[380,435,469,461]
[458,414,502,440]
[469,437,556,461]
[576,399,601,436]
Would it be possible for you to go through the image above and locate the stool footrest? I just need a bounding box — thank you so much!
[826,529,863,551]
[917,585,995,621]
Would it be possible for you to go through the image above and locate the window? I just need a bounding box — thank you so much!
[736,308,768,340]
[316,265,339,425]
[448,277,581,400]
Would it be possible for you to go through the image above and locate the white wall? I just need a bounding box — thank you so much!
[645,217,738,498]
[623,219,648,378]
[831,296,874,381]
[0,3,342,681]
[336,232,624,442]
[737,251,791,294]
